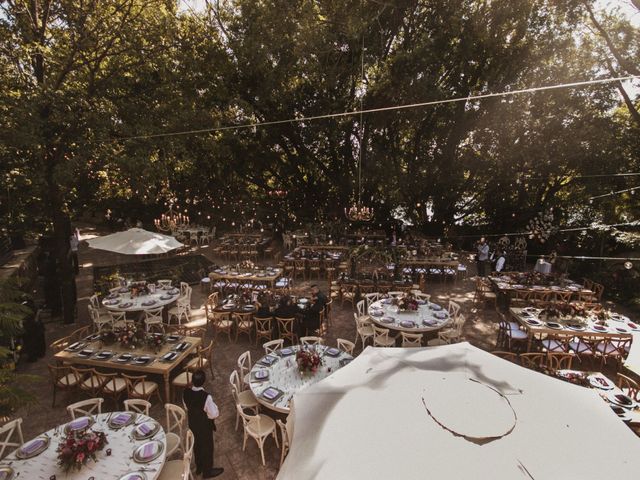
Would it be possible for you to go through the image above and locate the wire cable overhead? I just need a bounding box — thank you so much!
[112,75,639,142]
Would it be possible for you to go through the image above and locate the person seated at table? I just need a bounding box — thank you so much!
[300,285,327,336]
[255,292,272,318]
[274,295,299,319]
[183,369,224,478]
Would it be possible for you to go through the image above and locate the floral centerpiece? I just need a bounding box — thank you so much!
[129,281,149,298]
[238,260,255,270]
[392,293,419,312]
[146,333,165,352]
[56,428,108,473]
[116,324,144,348]
[296,347,323,375]
[539,302,574,320]
[594,309,612,325]
[100,326,116,346]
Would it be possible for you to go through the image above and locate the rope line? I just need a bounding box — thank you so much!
[111,75,639,142]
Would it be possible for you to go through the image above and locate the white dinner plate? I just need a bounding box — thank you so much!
[133,440,164,463]
[588,375,614,390]
[607,392,636,409]
[15,436,49,459]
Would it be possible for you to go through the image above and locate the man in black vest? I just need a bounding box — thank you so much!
[183,370,224,478]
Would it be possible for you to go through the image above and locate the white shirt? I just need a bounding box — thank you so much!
[69,235,79,252]
[191,386,220,420]
[495,256,505,272]
[477,243,489,261]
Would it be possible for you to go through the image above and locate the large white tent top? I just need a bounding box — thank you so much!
[86,228,183,255]
[278,343,640,480]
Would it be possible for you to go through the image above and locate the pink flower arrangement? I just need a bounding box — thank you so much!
[116,324,143,348]
[392,293,419,312]
[296,348,323,375]
[56,429,108,472]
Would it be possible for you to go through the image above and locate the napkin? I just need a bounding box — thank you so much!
[142,442,156,458]
[21,438,45,454]
[69,418,89,430]
[111,413,131,426]
[263,388,279,400]
[260,355,277,365]
[138,422,153,435]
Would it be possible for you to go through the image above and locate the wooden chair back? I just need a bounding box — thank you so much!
[276,317,297,344]
[124,399,151,415]
[263,339,284,355]
[67,398,104,419]
[336,338,355,355]
[0,418,24,459]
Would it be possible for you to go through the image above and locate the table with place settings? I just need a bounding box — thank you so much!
[54,335,202,401]
[367,299,452,333]
[554,370,640,426]
[0,412,166,480]
[510,307,637,353]
[249,344,353,413]
[101,285,181,313]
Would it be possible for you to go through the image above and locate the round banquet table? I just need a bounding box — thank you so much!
[249,344,353,413]
[367,299,452,333]
[102,286,180,313]
[2,412,166,480]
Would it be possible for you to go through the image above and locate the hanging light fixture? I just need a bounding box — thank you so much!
[345,13,374,223]
[154,201,190,232]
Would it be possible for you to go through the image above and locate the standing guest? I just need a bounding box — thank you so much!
[183,370,224,478]
[476,237,489,277]
[495,250,506,273]
[69,230,80,275]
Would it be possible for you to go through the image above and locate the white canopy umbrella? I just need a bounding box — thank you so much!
[278,343,640,480]
[86,228,183,255]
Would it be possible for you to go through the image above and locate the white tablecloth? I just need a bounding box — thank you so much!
[249,345,353,413]
[368,299,452,332]
[102,286,180,313]
[3,412,166,479]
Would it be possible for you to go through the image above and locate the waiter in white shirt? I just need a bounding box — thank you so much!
[476,237,490,277]
[495,250,506,273]
[183,370,224,478]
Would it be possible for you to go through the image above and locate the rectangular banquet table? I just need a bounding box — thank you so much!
[490,275,594,301]
[401,257,458,277]
[54,335,202,401]
[209,268,282,288]
[510,307,634,352]
[555,370,640,426]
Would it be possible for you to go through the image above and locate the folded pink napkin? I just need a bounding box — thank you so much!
[138,423,152,435]
[112,413,130,425]
[142,442,157,458]
[22,438,45,454]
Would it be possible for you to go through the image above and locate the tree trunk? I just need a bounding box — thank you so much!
[45,149,76,324]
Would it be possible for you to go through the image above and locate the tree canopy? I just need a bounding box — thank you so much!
[0,0,638,238]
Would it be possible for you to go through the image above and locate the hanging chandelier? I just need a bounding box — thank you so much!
[345,25,374,223]
[154,204,190,232]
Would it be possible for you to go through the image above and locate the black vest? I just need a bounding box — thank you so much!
[183,388,215,434]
